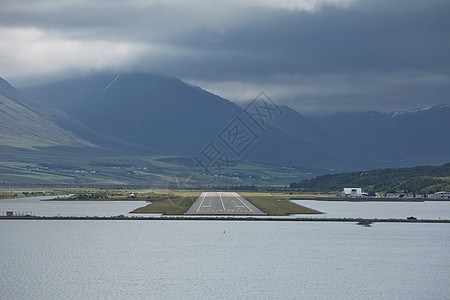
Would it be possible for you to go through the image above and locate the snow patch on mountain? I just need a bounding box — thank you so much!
[101,74,120,93]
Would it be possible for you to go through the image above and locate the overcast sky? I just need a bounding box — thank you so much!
[1,0,449,114]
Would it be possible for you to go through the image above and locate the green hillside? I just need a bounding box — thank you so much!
[0,78,94,149]
[290,163,450,195]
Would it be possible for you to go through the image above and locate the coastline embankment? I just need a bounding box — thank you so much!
[1,215,449,223]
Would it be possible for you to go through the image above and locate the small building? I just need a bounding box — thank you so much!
[434,191,450,198]
[128,193,136,198]
[342,188,366,197]
[386,193,407,198]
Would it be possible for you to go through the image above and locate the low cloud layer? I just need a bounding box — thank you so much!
[1,0,449,114]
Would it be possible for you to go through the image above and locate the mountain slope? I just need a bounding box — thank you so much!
[311,104,450,166]
[3,72,448,185]
[0,77,95,149]
[239,104,369,169]
[24,73,245,154]
[366,105,450,161]
[24,73,362,171]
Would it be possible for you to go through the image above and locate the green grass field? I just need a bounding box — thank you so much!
[244,196,321,215]
[130,191,200,214]
[0,147,323,186]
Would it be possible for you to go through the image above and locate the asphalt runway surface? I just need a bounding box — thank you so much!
[186,192,266,215]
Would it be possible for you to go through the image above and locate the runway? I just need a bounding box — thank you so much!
[186,192,266,215]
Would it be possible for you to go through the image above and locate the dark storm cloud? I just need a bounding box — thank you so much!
[0,0,449,113]
[182,5,450,74]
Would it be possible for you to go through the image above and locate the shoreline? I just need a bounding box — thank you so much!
[289,196,450,202]
[1,215,449,223]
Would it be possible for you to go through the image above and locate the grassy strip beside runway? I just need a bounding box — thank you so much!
[133,193,320,215]
[244,196,321,215]
[130,192,200,215]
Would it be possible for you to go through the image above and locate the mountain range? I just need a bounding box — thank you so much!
[311,105,450,166]
[0,72,449,186]
[21,73,364,168]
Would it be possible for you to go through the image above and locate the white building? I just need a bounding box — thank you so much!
[342,188,366,197]
[434,191,450,198]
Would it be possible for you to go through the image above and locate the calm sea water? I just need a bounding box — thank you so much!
[2,195,450,220]
[1,221,449,299]
[0,195,148,217]
[292,200,450,219]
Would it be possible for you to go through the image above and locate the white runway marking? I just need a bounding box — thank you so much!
[219,192,226,211]
[186,192,265,215]
[196,192,208,213]
[232,192,254,213]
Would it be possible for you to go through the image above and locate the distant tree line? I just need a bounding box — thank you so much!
[70,192,109,200]
[290,163,450,194]
[211,185,259,191]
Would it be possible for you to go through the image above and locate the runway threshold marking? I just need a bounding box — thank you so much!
[195,192,208,213]
[232,193,254,213]
[219,192,226,211]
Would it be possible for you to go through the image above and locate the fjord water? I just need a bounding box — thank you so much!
[292,200,450,219]
[3,196,450,219]
[0,195,147,217]
[1,220,449,299]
